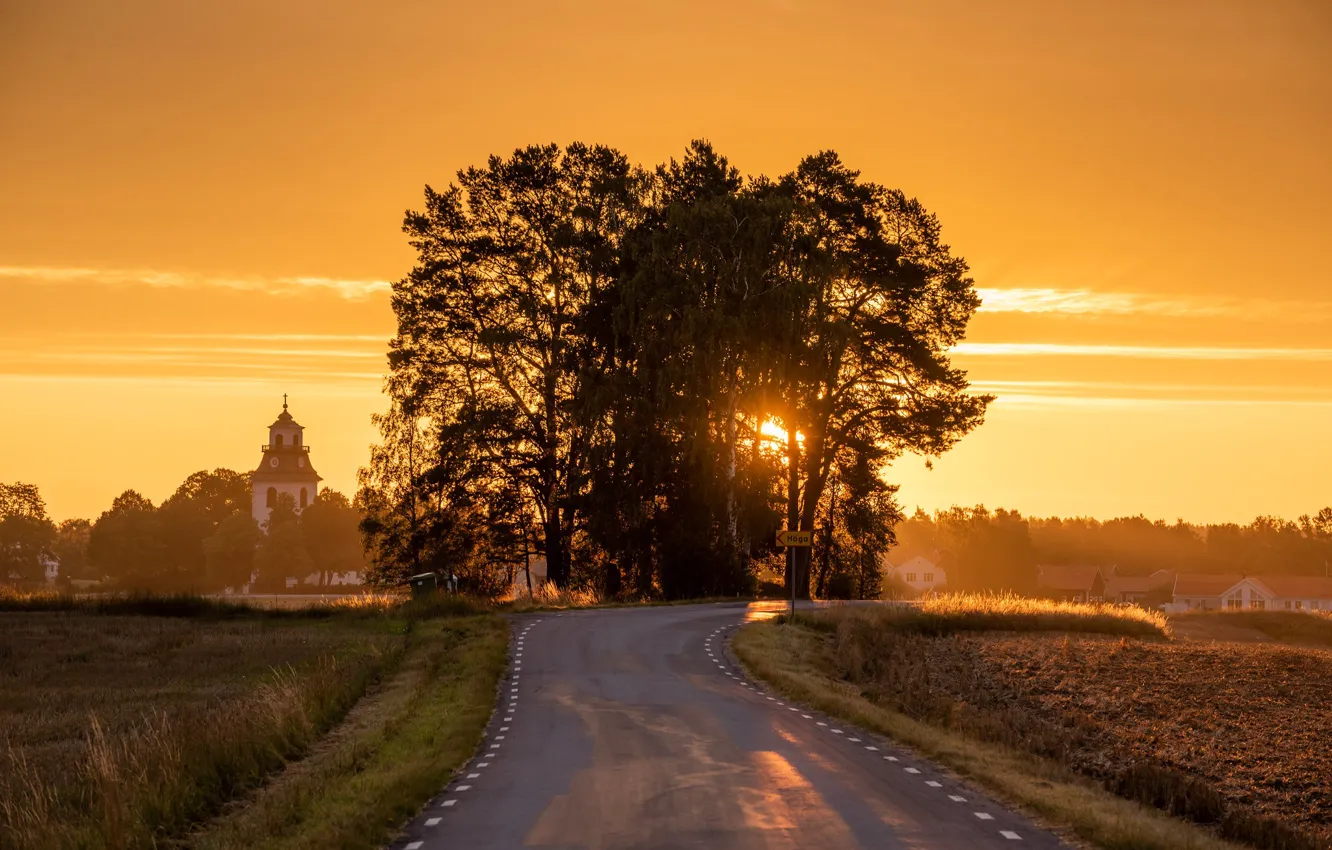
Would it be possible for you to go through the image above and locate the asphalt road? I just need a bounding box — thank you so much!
[393,603,1069,850]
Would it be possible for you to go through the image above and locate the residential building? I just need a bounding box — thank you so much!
[883,551,947,597]
[1171,573,1245,610]
[1036,564,1106,602]
[1104,567,1176,605]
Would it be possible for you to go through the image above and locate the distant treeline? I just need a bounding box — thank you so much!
[894,506,1332,592]
[0,474,364,592]
[357,140,989,600]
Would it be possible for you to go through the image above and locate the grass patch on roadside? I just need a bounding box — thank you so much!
[186,615,508,850]
[733,619,1247,850]
[503,581,754,612]
[794,593,1169,639]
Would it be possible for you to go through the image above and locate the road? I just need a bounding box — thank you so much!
[393,603,1068,849]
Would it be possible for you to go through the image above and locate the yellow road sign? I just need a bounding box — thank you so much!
[776,529,812,547]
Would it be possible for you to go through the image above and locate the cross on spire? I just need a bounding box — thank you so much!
[283,393,288,411]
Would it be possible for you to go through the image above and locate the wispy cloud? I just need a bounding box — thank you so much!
[974,287,1332,321]
[952,342,1332,361]
[0,265,391,299]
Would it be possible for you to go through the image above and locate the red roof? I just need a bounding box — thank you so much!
[1248,575,1332,599]
[1105,574,1172,595]
[1037,564,1104,592]
[1173,573,1244,597]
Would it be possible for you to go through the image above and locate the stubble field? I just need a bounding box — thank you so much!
[826,606,1332,849]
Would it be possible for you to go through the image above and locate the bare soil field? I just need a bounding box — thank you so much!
[829,610,1331,849]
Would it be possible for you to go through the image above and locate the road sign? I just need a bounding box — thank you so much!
[776,529,812,547]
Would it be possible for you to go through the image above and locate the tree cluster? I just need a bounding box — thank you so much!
[893,506,1332,591]
[358,141,990,599]
[1,473,367,592]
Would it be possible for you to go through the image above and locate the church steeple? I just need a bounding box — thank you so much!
[252,395,321,524]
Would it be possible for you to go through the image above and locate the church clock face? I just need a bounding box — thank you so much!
[269,457,279,467]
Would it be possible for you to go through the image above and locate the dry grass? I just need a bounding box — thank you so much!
[1171,609,1332,649]
[187,615,508,850]
[796,593,1170,638]
[737,597,1328,850]
[505,581,603,611]
[0,610,404,849]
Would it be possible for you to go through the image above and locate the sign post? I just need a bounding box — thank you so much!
[775,529,812,622]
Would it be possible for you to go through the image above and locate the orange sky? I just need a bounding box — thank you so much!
[2,0,1329,523]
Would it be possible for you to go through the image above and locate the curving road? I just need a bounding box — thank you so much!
[392,603,1068,849]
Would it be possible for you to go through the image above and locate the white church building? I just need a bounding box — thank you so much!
[250,395,322,525]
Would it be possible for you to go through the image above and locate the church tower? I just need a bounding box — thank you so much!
[251,395,322,526]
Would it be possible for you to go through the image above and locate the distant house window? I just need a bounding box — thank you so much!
[1285,601,1293,609]
[1295,601,1303,610]
[1226,598,1241,610]
[1251,599,1265,610]
[275,433,284,448]
[266,487,277,508]
[924,572,934,582]
[906,572,916,582]
[300,488,308,509]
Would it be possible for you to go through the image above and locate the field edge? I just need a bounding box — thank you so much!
[731,619,1248,850]
[184,613,510,850]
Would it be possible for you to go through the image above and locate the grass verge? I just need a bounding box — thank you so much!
[796,592,1169,638]
[185,614,508,850]
[732,619,1247,850]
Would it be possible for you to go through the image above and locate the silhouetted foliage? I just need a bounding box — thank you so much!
[360,140,991,599]
[892,505,1332,589]
[0,482,56,584]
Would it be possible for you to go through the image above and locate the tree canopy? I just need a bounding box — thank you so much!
[359,140,992,599]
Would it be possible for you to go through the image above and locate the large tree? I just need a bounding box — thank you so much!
[0,482,56,583]
[379,142,643,588]
[765,152,990,597]
[88,490,166,589]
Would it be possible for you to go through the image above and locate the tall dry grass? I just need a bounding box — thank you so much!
[0,611,402,850]
[506,581,602,611]
[801,592,1170,638]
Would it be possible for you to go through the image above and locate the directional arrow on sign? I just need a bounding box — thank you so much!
[776,529,812,547]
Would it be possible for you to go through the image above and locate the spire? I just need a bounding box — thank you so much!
[283,393,288,412]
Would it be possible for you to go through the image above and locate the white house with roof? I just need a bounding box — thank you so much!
[883,551,946,597]
[1167,573,1332,612]
[1215,575,1332,611]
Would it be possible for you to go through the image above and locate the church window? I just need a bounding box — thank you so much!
[300,488,308,509]
[295,433,302,447]
[275,433,284,448]
[266,487,277,508]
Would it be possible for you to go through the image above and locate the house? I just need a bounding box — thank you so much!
[1036,564,1106,602]
[512,557,549,599]
[1211,575,1332,612]
[1170,573,1244,610]
[1104,567,1175,605]
[883,551,946,597]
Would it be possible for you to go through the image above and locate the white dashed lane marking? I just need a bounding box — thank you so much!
[406,842,423,849]
[425,817,441,826]
[1001,830,1023,840]
[904,768,921,774]
[975,812,995,820]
